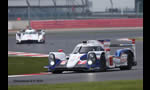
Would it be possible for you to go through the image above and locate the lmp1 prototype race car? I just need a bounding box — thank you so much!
[45,39,137,73]
[16,28,45,44]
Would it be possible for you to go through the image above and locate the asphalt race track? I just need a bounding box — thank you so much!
[8,28,143,85]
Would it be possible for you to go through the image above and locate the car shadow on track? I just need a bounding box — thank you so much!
[46,68,138,75]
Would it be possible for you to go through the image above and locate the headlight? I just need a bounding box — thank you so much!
[49,54,55,66]
[87,53,96,65]
[50,61,55,66]
[88,60,93,65]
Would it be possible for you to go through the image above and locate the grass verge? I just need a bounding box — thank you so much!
[8,80,143,90]
[8,56,48,75]
[135,37,143,41]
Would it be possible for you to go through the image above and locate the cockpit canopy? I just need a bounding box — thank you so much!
[24,31,37,34]
[72,46,104,54]
[24,29,37,34]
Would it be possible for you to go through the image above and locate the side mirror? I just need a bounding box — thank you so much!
[58,49,63,52]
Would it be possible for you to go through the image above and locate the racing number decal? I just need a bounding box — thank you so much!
[60,60,67,65]
[120,54,127,63]
[78,61,87,64]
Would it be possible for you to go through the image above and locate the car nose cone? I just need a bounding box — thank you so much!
[66,54,80,68]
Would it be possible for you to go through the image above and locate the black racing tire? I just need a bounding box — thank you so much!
[40,35,45,44]
[99,53,107,72]
[38,40,45,44]
[16,40,21,44]
[42,40,45,44]
[52,70,63,74]
[120,52,133,70]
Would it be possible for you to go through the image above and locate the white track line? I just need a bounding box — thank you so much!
[8,51,48,57]
[8,75,33,78]
[8,72,52,78]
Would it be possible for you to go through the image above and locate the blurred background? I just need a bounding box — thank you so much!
[8,0,143,20]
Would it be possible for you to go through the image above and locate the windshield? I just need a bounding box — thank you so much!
[24,32,37,34]
[72,46,104,54]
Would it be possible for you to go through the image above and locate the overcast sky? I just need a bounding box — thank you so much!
[89,0,135,12]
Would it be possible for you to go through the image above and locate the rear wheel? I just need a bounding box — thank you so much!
[120,52,133,70]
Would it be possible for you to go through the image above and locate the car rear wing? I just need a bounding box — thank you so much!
[110,38,136,60]
[83,38,135,51]
[108,38,136,51]
[102,38,136,52]
[110,38,135,47]
[83,39,136,60]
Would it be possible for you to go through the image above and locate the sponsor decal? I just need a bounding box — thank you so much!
[60,60,67,65]
[78,60,87,64]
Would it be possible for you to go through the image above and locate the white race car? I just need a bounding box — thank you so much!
[16,28,45,44]
[45,39,137,73]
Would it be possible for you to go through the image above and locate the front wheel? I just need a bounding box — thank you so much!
[40,40,45,44]
[42,40,45,44]
[16,40,21,44]
[38,40,45,44]
[99,53,107,72]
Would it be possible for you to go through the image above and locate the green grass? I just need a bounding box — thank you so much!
[8,80,143,90]
[135,37,143,41]
[8,56,48,75]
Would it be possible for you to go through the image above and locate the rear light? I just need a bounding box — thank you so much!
[105,48,110,51]
[109,56,113,66]
[58,49,63,52]
[132,39,136,44]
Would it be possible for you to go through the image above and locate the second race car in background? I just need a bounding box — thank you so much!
[45,38,137,73]
[16,28,45,44]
